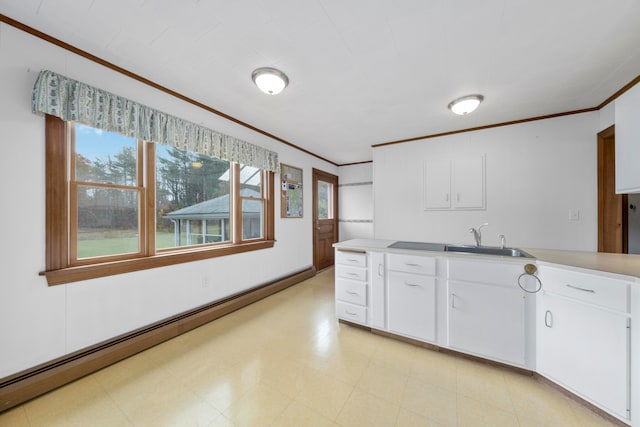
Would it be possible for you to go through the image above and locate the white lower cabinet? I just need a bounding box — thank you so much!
[538,265,631,421]
[333,242,636,426]
[447,258,529,367]
[388,271,437,342]
[386,253,438,342]
[335,249,369,326]
[448,280,525,366]
[335,249,385,328]
[369,251,386,329]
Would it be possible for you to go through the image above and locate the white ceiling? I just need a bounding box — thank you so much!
[2,0,640,164]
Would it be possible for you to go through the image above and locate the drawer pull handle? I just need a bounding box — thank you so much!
[545,310,553,328]
[405,263,421,267]
[405,282,421,288]
[345,310,357,316]
[378,263,384,276]
[566,284,595,294]
[347,259,359,263]
[451,293,457,309]
[346,291,359,296]
[347,273,359,277]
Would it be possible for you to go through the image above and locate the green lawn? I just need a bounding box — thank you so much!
[77,231,175,258]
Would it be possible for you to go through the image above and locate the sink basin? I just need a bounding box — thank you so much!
[445,245,533,258]
[387,241,447,251]
[387,241,533,258]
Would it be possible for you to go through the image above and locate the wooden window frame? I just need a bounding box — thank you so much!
[43,115,275,286]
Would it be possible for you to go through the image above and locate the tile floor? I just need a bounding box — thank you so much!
[0,268,618,426]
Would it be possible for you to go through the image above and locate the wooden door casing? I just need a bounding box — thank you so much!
[598,125,628,253]
[313,168,338,271]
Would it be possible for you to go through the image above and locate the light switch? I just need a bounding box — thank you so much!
[568,209,580,221]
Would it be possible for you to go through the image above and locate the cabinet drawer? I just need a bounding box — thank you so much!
[336,265,367,281]
[336,301,367,324]
[388,253,436,275]
[448,258,524,288]
[336,250,367,267]
[540,266,629,312]
[336,279,367,306]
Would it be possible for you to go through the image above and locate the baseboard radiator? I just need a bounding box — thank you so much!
[0,266,315,413]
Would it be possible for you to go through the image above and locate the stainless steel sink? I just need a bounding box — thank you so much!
[387,241,533,258]
[387,241,447,251]
[445,245,533,258]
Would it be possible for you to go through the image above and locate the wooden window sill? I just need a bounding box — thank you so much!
[40,240,275,285]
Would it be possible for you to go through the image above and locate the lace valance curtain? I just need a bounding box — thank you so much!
[31,70,279,172]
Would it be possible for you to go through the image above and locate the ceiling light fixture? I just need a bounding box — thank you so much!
[448,94,484,115]
[251,67,289,95]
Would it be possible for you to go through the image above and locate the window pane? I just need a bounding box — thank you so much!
[74,123,138,185]
[242,199,264,240]
[155,145,231,249]
[76,185,140,258]
[239,165,262,194]
[317,181,333,219]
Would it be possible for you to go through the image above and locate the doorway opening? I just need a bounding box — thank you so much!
[597,125,632,253]
[312,168,339,271]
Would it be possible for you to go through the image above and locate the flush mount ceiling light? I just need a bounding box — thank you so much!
[448,94,484,115]
[251,67,289,95]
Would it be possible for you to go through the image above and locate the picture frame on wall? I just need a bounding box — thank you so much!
[280,163,303,218]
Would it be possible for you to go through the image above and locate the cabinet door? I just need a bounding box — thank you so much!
[615,82,640,193]
[452,155,485,209]
[449,281,525,365]
[369,251,386,329]
[540,294,630,419]
[388,272,436,342]
[423,159,451,209]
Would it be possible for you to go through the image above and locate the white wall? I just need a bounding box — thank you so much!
[338,163,374,240]
[599,101,615,132]
[0,23,337,377]
[373,113,599,250]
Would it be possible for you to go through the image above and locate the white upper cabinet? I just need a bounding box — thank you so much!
[423,154,485,210]
[452,155,485,209]
[615,82,640,193]
[423,159,452,209]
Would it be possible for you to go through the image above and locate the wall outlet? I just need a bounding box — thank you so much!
[568,209,580,221]
[201,276,210,288]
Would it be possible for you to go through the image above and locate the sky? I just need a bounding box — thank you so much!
[75,123,136,161]
[75,123,171,161]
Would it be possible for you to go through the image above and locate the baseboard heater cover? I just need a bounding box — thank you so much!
[0,266,315,413]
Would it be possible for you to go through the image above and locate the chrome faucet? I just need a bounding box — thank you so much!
[469,223,489,247]
[499,234,506,249]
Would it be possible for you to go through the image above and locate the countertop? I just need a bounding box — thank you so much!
[526,248,640,280]
[334,239,640,281]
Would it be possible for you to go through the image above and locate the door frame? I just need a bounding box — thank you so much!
[597,125,628,253]
[312,168,339,271]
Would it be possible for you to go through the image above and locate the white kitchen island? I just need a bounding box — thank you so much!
[334,238,640,426]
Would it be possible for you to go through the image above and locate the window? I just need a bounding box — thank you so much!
[317,180,334,220]
[155,146,232,248]
[44,116,275,285]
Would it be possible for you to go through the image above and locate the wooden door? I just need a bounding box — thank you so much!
[598,126,628,253]
[313,168,338,271]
